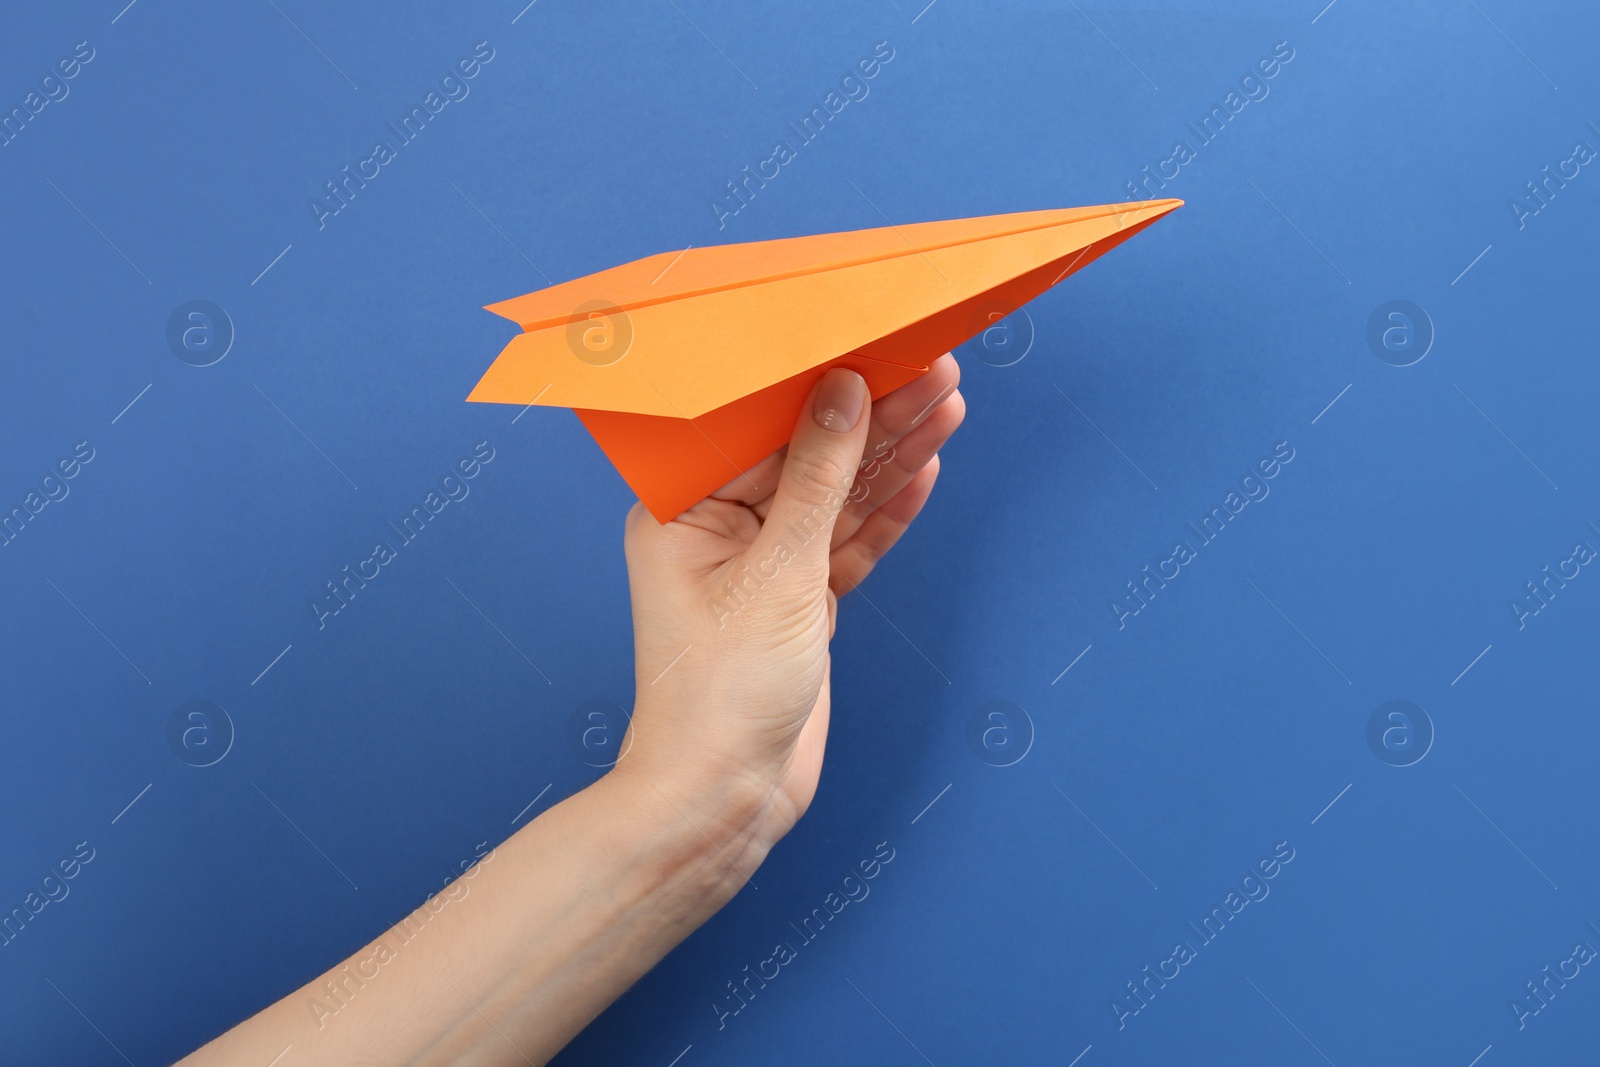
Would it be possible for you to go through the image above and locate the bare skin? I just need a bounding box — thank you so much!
[180,356,965,1066]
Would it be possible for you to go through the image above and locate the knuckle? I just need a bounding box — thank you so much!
[942,389,968,431]
[784,450,852,508]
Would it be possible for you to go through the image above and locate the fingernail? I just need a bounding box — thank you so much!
[813,369,866,433]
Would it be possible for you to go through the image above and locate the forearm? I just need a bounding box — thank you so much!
[181,761,778,1066]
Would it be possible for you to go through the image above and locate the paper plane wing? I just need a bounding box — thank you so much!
[468,198,1181,521]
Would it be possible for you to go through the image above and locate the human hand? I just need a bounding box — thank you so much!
[180,357,964,1067]
[614,354,965,857]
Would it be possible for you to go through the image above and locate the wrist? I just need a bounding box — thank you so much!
[597,749,788,916]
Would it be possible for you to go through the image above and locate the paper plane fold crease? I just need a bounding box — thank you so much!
[468,199,1182,521]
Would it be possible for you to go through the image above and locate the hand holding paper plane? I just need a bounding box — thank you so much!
[468,199,1182,521]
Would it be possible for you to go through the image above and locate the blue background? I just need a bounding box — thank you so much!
[3,0,1597,1063]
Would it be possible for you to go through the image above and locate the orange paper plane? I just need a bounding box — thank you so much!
[468,199,1182,521]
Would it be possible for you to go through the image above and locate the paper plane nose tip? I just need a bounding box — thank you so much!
[1126,198,1184,225]
[1106,197,1184,225]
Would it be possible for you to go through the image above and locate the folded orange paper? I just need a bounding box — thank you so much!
[468,199,1182,521]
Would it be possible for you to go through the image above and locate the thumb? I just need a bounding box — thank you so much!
[752,368,870,581]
